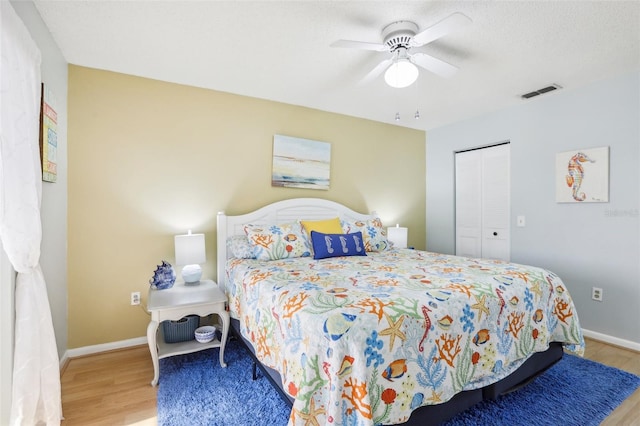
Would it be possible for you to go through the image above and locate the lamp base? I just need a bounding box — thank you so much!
[181,264,202,285]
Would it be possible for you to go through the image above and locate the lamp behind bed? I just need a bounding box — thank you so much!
[387,224,408,249]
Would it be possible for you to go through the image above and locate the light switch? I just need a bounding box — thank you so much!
[517,216,526,227]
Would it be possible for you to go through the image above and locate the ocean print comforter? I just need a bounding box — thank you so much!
[226,249,585,426]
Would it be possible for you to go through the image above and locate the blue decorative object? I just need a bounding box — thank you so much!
[149,260,176,290]
[194,326,217,343]
[310,231,367,260]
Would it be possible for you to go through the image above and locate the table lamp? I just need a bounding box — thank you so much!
[387,224,408,249]
[174,230,206,285]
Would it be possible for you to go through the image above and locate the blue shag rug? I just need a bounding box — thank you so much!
[158,339,640,426]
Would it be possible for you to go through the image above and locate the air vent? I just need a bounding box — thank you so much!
[521,84,562,99]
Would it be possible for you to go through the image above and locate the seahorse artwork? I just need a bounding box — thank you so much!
[565,152,594,201]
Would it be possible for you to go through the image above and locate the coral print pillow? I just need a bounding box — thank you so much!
[341,217,390,252]
[244,222,311,261]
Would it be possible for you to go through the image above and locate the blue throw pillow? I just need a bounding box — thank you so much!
[310,231,367,260]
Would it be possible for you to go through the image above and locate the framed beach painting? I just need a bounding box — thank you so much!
[555,146,609,203]
[272,135,331,190]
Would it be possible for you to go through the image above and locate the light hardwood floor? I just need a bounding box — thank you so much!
[60,337,639,425]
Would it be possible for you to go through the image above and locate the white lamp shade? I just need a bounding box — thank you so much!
[387,225,408,249]
[175,232,206,284]
[384,60,419,88]
[175,232,206,265]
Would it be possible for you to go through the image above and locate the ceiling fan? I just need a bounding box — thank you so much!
[331,13,472,88]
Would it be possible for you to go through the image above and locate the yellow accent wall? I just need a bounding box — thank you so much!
[68,65,425,348]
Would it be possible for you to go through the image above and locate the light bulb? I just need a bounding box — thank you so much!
[384,60,419,88]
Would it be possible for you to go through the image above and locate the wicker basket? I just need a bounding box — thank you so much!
[162,315,199,343]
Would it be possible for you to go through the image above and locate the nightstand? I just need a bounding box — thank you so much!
[146,279,229,386]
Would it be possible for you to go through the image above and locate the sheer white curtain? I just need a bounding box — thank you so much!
[1,2,62,425]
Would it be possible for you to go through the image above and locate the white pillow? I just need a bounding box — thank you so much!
[226,235,255,259]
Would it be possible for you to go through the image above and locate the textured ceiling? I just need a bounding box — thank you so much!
[33,0,640,131]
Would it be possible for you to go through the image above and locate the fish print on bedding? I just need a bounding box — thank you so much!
[226,249,585,426]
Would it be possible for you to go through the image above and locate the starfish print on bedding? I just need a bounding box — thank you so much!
[471,294,490,321]
[379,313,406,350]
[295,398,326,426]
[427,389,442,403]
[530,280,543,300]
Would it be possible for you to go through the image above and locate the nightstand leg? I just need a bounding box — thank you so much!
[218,310,230,368]
[147,319,160,386]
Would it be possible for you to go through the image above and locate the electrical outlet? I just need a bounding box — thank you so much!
[591,287,603,302]
[131,291,141,306]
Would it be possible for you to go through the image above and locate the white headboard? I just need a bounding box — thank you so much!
[216,198,375,291]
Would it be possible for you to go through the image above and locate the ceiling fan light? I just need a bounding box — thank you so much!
[384,60,418,88]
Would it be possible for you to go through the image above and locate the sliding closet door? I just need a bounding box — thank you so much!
[455,150,482,258]
[480,144,510,260]
[455,143,510,261]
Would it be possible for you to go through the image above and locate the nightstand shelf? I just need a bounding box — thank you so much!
[146,279,229,386]
[156,326,223,360]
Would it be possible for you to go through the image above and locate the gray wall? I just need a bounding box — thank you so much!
[427,72,640,345]
[11,0,68,359]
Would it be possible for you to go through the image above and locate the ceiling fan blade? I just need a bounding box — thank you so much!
[358,58,393,85]
[330,39,388,52]
[410,53,459,78]
[411,12,472,47]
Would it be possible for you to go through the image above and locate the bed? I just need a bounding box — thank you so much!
[216,198,585,425]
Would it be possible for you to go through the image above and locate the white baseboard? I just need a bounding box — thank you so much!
[582,328,640,352]
[62,336,147,366]
[59,352,68,370]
